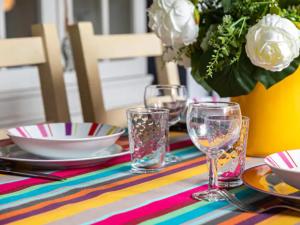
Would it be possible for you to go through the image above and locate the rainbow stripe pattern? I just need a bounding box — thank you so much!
[0,135,299,225]
[9,123,124,139]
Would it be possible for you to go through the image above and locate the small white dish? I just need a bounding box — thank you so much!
[264,149,300,190]
[8,123,125,159]
[0,144,129,169]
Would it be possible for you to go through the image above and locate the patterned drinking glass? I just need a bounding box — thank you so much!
[217,116,249,188]
[127,107,169,174]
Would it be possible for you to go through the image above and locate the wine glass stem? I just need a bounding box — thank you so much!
[208,155,219,191]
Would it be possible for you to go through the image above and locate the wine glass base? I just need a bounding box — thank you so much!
[192,190,225,202]
[218,179,243,188]
[165,153,180,163]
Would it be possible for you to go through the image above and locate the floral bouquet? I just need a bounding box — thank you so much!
[148,0,300,96]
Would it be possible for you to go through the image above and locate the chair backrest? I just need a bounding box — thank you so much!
[68,22,179,126]
[0,24,70,139]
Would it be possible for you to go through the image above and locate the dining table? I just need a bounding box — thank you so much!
[0,132,299,225]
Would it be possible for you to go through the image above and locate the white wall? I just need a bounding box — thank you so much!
[186,69,209,100]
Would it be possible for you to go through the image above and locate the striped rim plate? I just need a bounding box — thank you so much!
[8,123,125,141]
[264,150,300,189]
[242,165,300,200]
[7,123,125,159]
[264,150,300,171]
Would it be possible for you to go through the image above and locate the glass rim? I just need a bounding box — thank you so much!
[126,107,169,114]
[204,115,249,125]
[188,101,240,109]
[145,84,186,89]
[204,115,241,121]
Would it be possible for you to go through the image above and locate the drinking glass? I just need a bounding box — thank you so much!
[127,107,169,173]
[186,102,241,202]
[144,85,188,163]
[217,116,249,188]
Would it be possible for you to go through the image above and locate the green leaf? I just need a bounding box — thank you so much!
[254,56,300,88]
[222,0,232,13]
[191,49,258,97]
[191,49,214,82]
[194,8,200,24]
[279,0,300,7]
[191,49,221,93]
[192,0,198,5]
[203,51,257,97]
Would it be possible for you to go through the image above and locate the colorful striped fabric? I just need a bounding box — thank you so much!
[0,135,299,225]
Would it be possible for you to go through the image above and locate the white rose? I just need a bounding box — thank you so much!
[245,14,300,72]
[148,0,199,47]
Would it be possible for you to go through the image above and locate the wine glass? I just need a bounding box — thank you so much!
[144,85,188,163]
[186,102,241,202]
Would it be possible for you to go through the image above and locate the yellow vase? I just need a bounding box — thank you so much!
[232,67,300,157]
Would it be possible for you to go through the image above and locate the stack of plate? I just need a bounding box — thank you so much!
[242,150,300,201]
[1,123,129,169]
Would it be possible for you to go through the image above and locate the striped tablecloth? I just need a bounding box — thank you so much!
[0,135,299,225]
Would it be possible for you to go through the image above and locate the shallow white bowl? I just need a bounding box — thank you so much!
[264,149,300,189]
[8,123,125,159]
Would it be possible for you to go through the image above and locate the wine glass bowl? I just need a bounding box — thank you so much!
[144,85,188,163]
[187,102,241,153]
[144,85,187,126]
[186,102,242,201]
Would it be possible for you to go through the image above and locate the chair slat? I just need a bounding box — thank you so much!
[94,33,163,59]
[0,129,8,141]
[155,57,180,85]
[104,104,143,127]
[68,23,106,123]
[32,24,70,122]
[0,37,46,67]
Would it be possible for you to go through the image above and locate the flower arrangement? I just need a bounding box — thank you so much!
[148,0,300,96]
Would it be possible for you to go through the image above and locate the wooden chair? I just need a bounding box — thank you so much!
[68,22,180,127]
[0,24,70,139]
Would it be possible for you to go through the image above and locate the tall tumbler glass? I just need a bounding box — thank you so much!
[127,108,169,174]
[144,85,187,163]
[217,116,249,188]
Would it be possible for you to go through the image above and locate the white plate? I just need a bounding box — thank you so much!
[242,165,300,201]
[8,123,125,159]
[265,149,300,189]
[0,144,129,169]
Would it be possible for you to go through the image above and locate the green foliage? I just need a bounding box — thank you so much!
[190,0,300,97]
[206,15,249,78]
[282,5,300,23]
[279,0,300,7]
[193,49,257,96]
[230,0,280,21]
